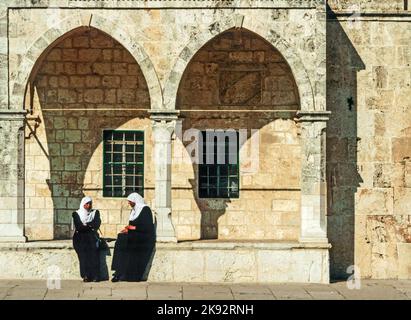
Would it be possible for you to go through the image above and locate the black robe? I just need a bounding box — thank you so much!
[72,210,101,280]
[111,206,155,281]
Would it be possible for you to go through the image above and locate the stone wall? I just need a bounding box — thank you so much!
[25,27,152,239]
[327,3,411,279]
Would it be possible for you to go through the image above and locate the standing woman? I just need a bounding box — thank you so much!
[111,192,155,282]
[72,196,101,282]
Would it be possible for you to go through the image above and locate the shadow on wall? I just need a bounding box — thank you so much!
[26,27,150,239]
[326,6,365,280]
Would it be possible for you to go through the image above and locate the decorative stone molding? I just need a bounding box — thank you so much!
[297,111,331,122]
[0,109,28,121]
[2,1,322,9]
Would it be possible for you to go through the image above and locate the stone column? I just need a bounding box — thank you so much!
[0,110,27,242]
[297,111,331,243]
[151,111,179,242]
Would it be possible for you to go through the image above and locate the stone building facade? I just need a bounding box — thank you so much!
[0,0,410,282]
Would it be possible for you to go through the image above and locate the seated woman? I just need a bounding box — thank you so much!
[111,192,155,282]
[72,196,101,282]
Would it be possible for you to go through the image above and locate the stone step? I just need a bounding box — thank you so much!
[0,240,330,283]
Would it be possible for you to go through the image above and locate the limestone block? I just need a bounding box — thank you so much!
[85,75,101,88]
[173,251,205,282]
[263,211,282,226]
[371,242,399,279]
[108,210,121,224]
[175,225,192,240]
[355,188,393,216]
[397,243,411,279]
[393,188,411,215]
[84,89,104,103]
[373,163,393,188]
[404,161,411,187]
[354,214,372,279]
[25,224,53,240]
[280,211,300,226]
[73,36,89,48]
[29,197,45,209]
[147,250,175,282]
[172,199,192,211]
[393,137,411,163]
[272,199,299,212]
[257,250,291,282]
[204,250,256,282]
[177,211,197,225]
[64,130,82,143]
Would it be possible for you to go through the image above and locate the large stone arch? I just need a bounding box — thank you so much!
[163,15,314,111]
[11,13,162,110]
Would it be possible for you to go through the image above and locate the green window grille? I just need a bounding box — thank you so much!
[199,130,239,198]
[103,130,144,198]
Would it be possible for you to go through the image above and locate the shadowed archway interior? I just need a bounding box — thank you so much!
[24,27,151,240]
[173,28,303,241]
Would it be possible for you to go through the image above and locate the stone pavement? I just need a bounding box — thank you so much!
[0,280,411,300]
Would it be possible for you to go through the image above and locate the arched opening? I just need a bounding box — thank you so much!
[24,27,153,240]
[173,28,302,241]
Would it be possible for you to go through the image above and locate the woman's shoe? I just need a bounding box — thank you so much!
[111,276,120,283]
[83,277,91,282]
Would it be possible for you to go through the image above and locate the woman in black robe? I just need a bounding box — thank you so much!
[111,192,155,282]
[72,196,101,282]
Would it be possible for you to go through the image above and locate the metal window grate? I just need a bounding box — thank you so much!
[103,130,144,198]
[198,131,239,199]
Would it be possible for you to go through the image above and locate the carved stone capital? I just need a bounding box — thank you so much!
[296,111,331,122]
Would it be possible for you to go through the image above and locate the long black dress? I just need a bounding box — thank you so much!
[72,211,101,281]
[111,206,155,281]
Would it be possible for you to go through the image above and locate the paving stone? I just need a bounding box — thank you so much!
[0,280,410,300]
[111,287,147,300]
[268,285,312,300]
[5,288,47,300]
[230,285,272,295]
[148,284,183,300]
[233,293,275,300]
[44,289,80,300]
[79,287,112,299]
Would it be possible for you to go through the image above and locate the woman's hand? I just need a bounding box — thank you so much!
[120,226,129,233]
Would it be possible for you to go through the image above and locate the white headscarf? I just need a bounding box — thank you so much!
[77,196,96,224]
[127,192,147,221]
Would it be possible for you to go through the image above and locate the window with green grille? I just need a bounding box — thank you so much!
[198,130,239,198]
[103,130,144,198]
